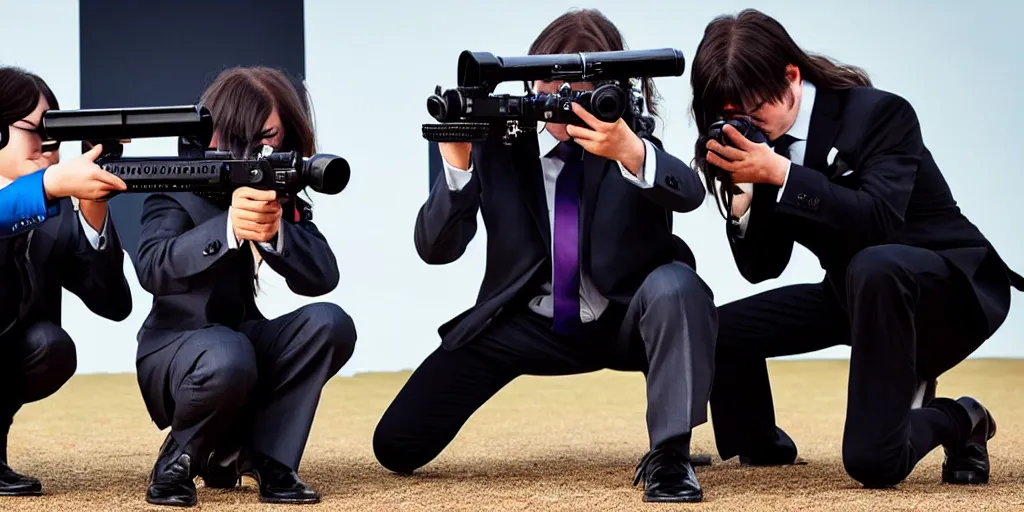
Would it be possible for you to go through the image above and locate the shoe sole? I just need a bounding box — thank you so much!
[0,490,43,497]
[259,496,321,504]
[145,497,197,507]
[643,493,703,503]
[943,469,989,485]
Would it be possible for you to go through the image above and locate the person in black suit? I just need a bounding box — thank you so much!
[690,9,1022,488]
[0,67,131,496]
[135,67,356,507]
[373,9,717,503]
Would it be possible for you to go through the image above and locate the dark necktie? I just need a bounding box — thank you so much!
[771,134,798,158]
[552,140,584,335]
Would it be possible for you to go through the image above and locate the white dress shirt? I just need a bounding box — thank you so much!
[733,80,817,238]
[441,124,659,323]
[226,207,285,280]
[76,207,111,251]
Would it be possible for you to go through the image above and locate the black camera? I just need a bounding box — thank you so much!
[423,48,686,144]
[699,116,770,219]
[707,116,768,148]
[39,105,351,199]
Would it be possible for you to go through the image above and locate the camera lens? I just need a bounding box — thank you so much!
[589,84,627,122]
[426,95,447,121]
[305,154,350,195]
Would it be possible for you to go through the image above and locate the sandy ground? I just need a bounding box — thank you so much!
[2,359,1023,511]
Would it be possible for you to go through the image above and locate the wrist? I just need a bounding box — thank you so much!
[42,167,56,200]
[620,135,646,176]
[767,154,789,186]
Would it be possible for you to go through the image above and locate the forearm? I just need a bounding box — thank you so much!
[0,170,59,238]
[62,218,132,321]
[260,220,340,296]
[775,163,909,247]
[624,141,705,212]
[414,156,481,264]
[68,247,132,321]
[728,183,794,283]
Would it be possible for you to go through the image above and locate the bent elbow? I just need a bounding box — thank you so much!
[416,244,461,265]
[135,248,168,296]
[414,232,461,265]
[109,295,133,322]
[321,266,341,294]
[678,191,706,213]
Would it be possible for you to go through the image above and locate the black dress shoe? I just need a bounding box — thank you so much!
[146,434,197,507]
[941,396,996,485]
[737,426,799,466]
[199,447,244,489]
[250,453,319,504]
[633,446,702,503]
[0,461,42,496]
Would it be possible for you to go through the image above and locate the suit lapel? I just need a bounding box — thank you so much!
[803,88,843,173]
[510,134,551,249]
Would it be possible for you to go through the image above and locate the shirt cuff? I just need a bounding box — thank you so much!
[617,139,656,189]
[259,226,284,254]
[776,162,792,202]
[731,183,754,238]
[226,209,240,250]
[442,155,474,191]
[78,208,109,250]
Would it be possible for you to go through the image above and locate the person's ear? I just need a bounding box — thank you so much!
[785,64,801,84]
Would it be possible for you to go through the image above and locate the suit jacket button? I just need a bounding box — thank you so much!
[203,240,221,256]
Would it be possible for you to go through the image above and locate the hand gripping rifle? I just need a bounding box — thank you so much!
[38,105,351,199]
[422,48,686,145]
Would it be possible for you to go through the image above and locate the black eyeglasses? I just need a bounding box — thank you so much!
[11,123,60,152]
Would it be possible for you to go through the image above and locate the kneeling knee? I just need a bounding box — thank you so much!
[301,302,357,368]
[640,262,714,307]
[372,420,425,475]
[196,351,258,407]
[843,450,906,488]
[846,245,914,292]
[23,323,77,398]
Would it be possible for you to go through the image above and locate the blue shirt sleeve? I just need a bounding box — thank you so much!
[0,169,60,238]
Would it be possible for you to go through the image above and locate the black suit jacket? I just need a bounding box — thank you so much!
[415,132,705,351]
[730,86,1022,338]
[1,198,132,336]
[134,192,339,359]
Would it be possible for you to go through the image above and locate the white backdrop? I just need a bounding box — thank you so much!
[2,0,1022,375]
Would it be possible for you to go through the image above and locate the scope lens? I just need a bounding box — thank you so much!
[305,154,350,195]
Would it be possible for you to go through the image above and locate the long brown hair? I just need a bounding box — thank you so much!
[690,9,872,218]
[528,8,661,118]
[200,66,315,159]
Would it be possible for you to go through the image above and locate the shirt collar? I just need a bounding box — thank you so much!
[538,123,560,157]
[786,80,815,141]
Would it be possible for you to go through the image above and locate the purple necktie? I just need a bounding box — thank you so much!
[552,140,584,335]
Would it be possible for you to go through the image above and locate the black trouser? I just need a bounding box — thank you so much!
[0,322,77,461]
[711,244,983,487]
[373,262,718,474]
[137,303,356,470]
